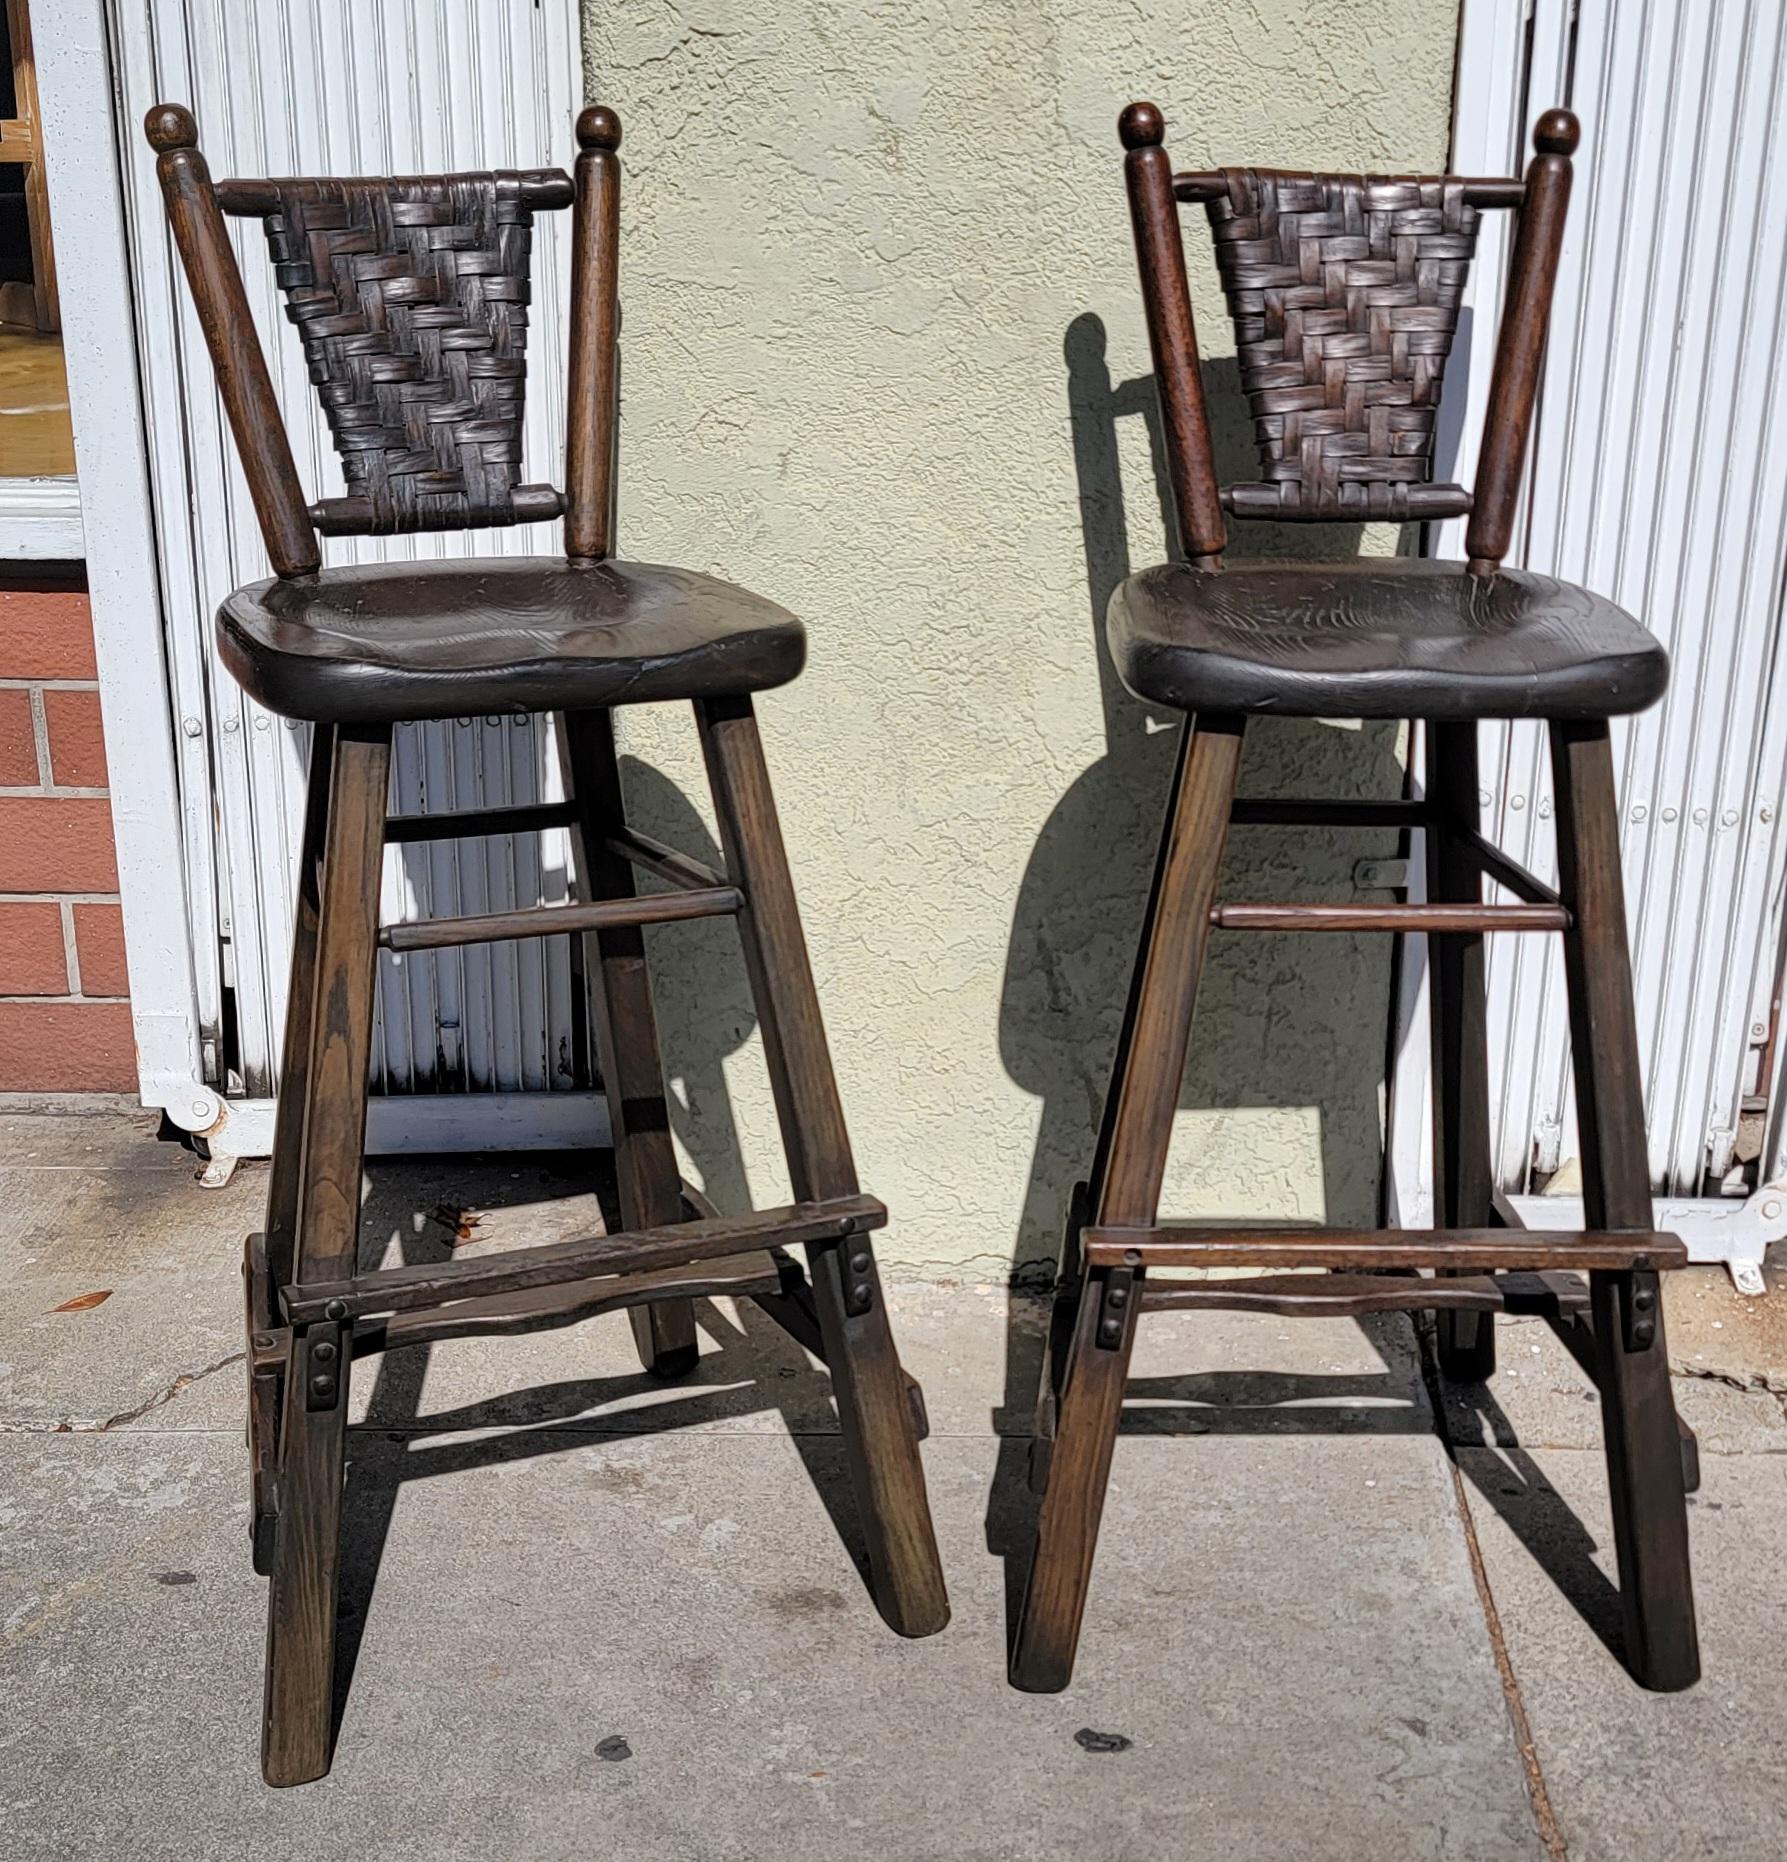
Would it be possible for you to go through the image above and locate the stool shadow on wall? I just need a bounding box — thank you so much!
[986,313,1413,1612]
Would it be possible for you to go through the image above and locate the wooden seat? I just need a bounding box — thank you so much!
[1109,558,1668,721]
[219,556,806,724]
[148,99,948,1788]
[1011,103,1700,1701]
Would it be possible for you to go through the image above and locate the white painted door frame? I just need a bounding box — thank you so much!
[37,0,609,1159]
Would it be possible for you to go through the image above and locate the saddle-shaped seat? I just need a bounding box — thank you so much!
[1108,558,1668,721]
[218,557,807,723]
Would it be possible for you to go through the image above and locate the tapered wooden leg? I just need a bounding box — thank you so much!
[563,709,698,1377]
[696,695,948,1637]
[1426,722,1497,1379]
[263,724,389,1787]
[1551,719,1699,1692]
[1011,713,1244,1691]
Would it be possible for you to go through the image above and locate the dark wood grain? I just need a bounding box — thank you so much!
[1118,103,1225,563]
[698,694,949,1639]
[1011,714,1243,1692]
[1467,111,1579,571]
[378,882,741,952]
[1211,901,1567,933]
[1081,1226,1685,1272]
[1427,722,1499,1378]
[1552,719,1700,1690]
[384,799,580,844]
[285,1193,886,1325]
[144,105,319,577]
[1139,1272,1507,1317]
[565,106,623,560]
[564,706,698,1377]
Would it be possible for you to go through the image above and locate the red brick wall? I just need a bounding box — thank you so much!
[0,572,138,1092]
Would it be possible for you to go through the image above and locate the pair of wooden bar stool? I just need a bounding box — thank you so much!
[145,93,1698,1786]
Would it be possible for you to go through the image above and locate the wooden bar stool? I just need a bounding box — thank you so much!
[144,101,948,1787]
[1011,104,1700,1696]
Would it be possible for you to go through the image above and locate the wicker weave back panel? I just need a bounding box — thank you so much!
[257,173,563,536]
[1206,170,1480,522]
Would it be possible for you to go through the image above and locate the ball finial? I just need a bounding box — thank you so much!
[144,102,199,153]
[1533,107,1579,157]
[577,105,622,153]
[1118,101,1165,151]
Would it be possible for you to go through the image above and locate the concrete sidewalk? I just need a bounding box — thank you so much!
[2,1110,1783,1860]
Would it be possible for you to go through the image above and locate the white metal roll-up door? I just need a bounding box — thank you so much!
[108,0,601,1152]
[1393,0,1787,1289]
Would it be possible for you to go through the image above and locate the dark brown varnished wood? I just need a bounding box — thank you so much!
[144,105,319,577]
[262,723,388,1788]
[384,800,581,844]
[565,106,623,561]
[378,882,741,952]
[1552,720,1699,1690]
[698,694,949,1638]
[1080,1226,1685,1273]
[1139,1272,1507,1317]
[1011,714,1243,1692]
[564,707,699,1377]
[1119,103,1225,563]
[1428,723,1500,1379]
[1211,901,1568,933]
[1468,111,1580,573]
[284,1193,887,1326]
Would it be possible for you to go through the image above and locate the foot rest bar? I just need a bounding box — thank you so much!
[1211,902,1569,933]
[1083,1226,1687,1273]
[380,883,742,952]
[285,1193,886,1325]
[384,800,581,845]
[1140,1271,1507,1317]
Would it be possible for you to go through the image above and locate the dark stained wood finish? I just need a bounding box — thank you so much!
[1081,1226,1685,1273]
[1466,111,1580,572]
[565,107,624,561]
[1211,901,1568,933]
[564,707,699,1377]
[262,723,388,1787]
[285,1193,886,1326]
[356,1252,782,1356]
[698,694,949,1638]
[1428,722,1500,1378]
[378,883,741,952]
[1140,1272,1506,1317]
[144,105,320,577]
[1119,103,1225,563]
[1175,171,1526,209]
[604,824,728,893]
[1011,714,1244,1692]
[384,800,581,844]
[1456,825,1564,907]
[1552,720,1699,1690]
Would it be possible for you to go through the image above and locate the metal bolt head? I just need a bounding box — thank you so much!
[309,1374,336,1399]
[850,1281,872,1307]
[252,1332,275,1351]
[1107,1285,1129,1309]
[1098,1318,1123,1345]
[849,1250,871,1275]
[181,715,203,738]
[1633,1286,1656,1312]
[324,1299,348,1322]
[313,1339,338,1364]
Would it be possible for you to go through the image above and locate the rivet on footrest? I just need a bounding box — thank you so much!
[1097,1267,1137,1350]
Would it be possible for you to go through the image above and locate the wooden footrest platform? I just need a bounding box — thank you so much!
[283,1193,885,1326]
[1082,1225,1686,1274]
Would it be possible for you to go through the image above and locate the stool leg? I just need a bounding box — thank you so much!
[563,709,698,1377]
[696,695,949,1637]
[262,723,389,1786]
[1426,722,1497,1379]
[1551,719,1699,1692]
[1011,713,1244,1691]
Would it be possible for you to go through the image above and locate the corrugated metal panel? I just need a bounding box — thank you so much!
[1439,0,1787,1200]
[108,0,586,1102]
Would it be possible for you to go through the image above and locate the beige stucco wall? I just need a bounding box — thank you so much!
[583,1,1460,1276]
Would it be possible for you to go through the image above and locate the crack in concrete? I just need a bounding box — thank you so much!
[6,1349,245,1435]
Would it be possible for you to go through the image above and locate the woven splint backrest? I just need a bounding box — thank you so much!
[254,173,562,536]
[1206,169,1480,523]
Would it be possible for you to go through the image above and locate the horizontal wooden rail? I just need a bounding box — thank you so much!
[216,171,575,215]
[1173,172,1525,209]
[1139,1271,1505,1317]
[1230,798,1429,829]
[380,884,741,952]
[1082,1225,1686,1273]
[353,1252,783,1356]
[603,824,728,893]
[1456,828,1563,907]
[1210,902,1569,933]
[285,1192,886,1325]
[384,800,581,845]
